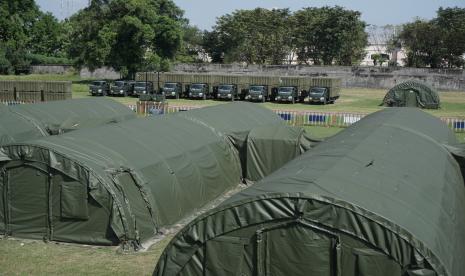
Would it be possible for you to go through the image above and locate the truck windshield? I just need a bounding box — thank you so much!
[114,81,125,87]
[164,83,176,88]
[219,85,233,90]
[191,84,204,89]
[134,82,147,88]
[310,87,326,94]
[92,81,105,86]
[279,87,293,93]
[250,86,263,92]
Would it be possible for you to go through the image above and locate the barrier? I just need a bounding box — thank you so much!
[1,100,36,106]
[136,104,464,133]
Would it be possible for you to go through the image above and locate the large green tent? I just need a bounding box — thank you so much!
[154,108,465,276]
[0,98,136,144]
[0,102,313,248]
[246,125,318,181]
[174,102,318,180]
[382,80,440,109]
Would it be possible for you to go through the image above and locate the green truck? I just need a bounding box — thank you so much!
[216,84,239,101]
[133,81,153,97]
[307,78,341,104]
[275,86,299,103]
[89,80,110,96]
[188,83,210,100]
[162,82,183,99]
[109,80,134,97]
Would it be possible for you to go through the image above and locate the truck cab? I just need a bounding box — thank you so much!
[133,81,153,97]
[188,83,209,100]
[217,84,238,101]
[246,85,268,102]
[89,81,110,96]
[308,87,333,105]
[276,86,298,104]
[162,82,182,99]
[110,80,133,97]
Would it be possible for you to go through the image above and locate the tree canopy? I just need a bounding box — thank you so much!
[68,0,184,77]
[397,7,465,68]
[203,6,368,65]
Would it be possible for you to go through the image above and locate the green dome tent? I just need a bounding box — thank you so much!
[382,80,440,109]
[174,103,319,181]
[0,102,315,249]
[0,98,137,145]
[154,108,465,276]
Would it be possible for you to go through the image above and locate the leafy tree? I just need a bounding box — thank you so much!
[68,0,184,77]
[293,6,367,65]
[398,20,444,68]
[176,25,205,63]
[28,12,65,57]
[205,8,293,65]
[435,7,465,67]
[0,0,67,73]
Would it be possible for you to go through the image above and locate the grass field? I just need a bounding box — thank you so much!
[0,73,464,274]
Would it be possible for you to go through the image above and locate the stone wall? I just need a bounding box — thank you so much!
[173,64,465,91]
[79,67,121,79]
[31,65,74,75]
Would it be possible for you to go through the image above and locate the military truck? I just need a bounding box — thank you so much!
[162,82,183,99]
[89,81,110,96]
[188,83,210,100]
[109,80,134,97]
[307,78,341,105]
[216,84,239,101]
[133,81,153,97]
[275,86,299,103]
[246,85,269,102]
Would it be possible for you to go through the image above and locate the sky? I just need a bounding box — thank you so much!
[37,0,465,30]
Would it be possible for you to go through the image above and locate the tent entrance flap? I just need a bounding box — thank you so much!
[5,165,49,239]
[256,220,338,276]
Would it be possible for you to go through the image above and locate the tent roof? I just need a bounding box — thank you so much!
[0,103,285,245]
[156,108,465,276]
[174,102,283,136]
[0,98,136,144]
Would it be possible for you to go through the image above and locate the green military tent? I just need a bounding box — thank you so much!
[0,102,314,249]
[154,108,465,276]
[246,125,318,181]
[174,102,318,180]
[382,80,440,109]
[0,98,136,145]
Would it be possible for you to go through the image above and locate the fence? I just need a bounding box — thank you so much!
[128,102,465,133]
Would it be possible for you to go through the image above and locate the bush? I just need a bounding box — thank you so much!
[25,54,72,65]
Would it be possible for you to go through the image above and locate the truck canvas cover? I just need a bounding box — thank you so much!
[154,108,465,276]
[0,98,136,145]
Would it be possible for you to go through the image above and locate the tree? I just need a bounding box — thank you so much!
[398,20,444,68]
[68,0,184,76]
[293,6,368,65]
[435,7,465,67]
[204,8,292,65]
